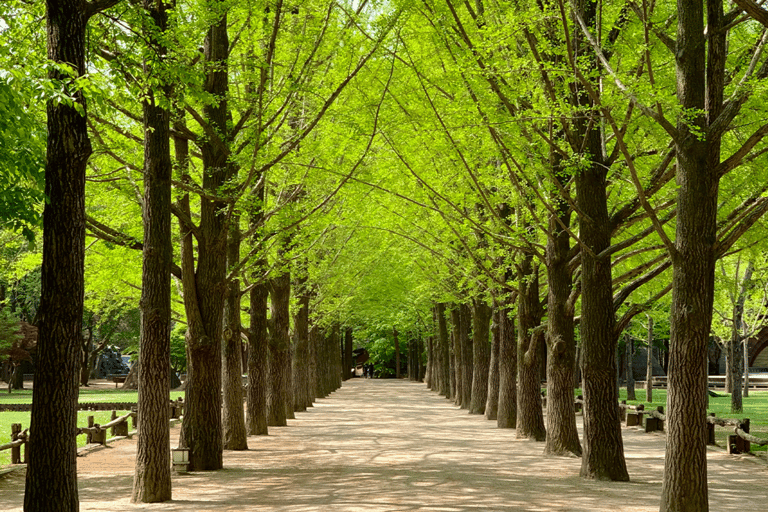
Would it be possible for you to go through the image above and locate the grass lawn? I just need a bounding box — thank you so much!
[0,387,185,405]
[1,388,185,467]
[0,410,133,467]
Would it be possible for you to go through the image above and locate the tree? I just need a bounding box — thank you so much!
[132,0,173,501]
[25,2,121,510]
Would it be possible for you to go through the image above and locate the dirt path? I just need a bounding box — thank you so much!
[2,379,766,511]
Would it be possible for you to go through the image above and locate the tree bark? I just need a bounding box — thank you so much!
[450,307,463,405]
[626,336,636,401]
[469,299,493,414]
[459,303,472,408]
[571,0,628,481]
[180,8,231,471]
[544,194,581,456]
[293,283,310,411]
[25,2,102,509]
[436,303,451,398]
[132,0,173,501]
[485,309,500,421]
[516,256,546,441]
[222,223,247,449]
[660,0,718,507]
[497,307,517,429]
[394,326,400,379]
[645,316,654,403]
[729,261,752,413]
[268,272,291,426]
[247,278,269,436]
[343,327,353,381]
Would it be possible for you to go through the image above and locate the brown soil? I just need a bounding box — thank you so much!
[1,379,766,511]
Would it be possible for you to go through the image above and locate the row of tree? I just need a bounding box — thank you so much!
[5,1,768,511]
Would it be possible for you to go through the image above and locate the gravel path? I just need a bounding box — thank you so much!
[1,378,766,511]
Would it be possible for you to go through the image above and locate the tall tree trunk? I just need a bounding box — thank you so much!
[293,283,310,411]
[645,316,654,403]
[469,299,493,414]
[25,2,105,509]
[459,303,473,408]
[132,0,173,501]
[180,8,230,472]
[308,324,320,401]
[425,333,434,389]
[544,200,580,456]
[571,0,628,481]
[247,280,269,435]
[743,339,750,398]
[394,326,400,379]
[343,327,353,381]
[222,214,247,449]
[450,307,463,405]
[729,261,752,413]
[516,256,546,441]
[661,0,719,508]
[485,309,501,421]
[626,336,636,401]
[436,303,450,398]
[497,307,517,429]
[268,272,291,426]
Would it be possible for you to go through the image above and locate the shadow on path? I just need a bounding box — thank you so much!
[2,379,766,511]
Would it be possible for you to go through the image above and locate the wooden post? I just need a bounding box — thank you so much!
[110,410,117,437]
[619,400,627,422]
[706,415,716,445]
[87,416,94,444]
[11,423,22,464]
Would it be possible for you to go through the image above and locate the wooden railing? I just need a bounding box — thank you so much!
[571,397,767,457]
[1,398,184,465]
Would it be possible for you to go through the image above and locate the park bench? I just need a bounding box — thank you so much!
[107,374,127,388]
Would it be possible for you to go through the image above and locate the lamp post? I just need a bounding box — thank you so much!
[171,447,189,473]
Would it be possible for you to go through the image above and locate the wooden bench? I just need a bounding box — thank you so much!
[107,374,127,388]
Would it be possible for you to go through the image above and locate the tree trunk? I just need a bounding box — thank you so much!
[626,336,636,401]
[450,307,463,405]
[743,339,750,398]
[247,278,269,436]
[459,303,472,408]
[469,299,493,414]
[729,261,752,413]
[563,0,628,481]
[544,180,580,456]
[661,0,718,508]
[516,256,546,441]
[645,317,654,403]
[343,327,353,381]
[222,224,247,449]
[497,308,517,429]
[485,309,500,421]
[308,324,320,401]
[268,272,291,426]
[293,285,310,411]
[179,8,231,472]
[132,0,173,501]
[436,303,450,398]
[394,326,400,379]
[25,2,93,509]
[425,334,433,389]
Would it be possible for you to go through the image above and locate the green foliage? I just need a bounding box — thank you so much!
[0,308,21,356]
[0,80,44,241]
[170,323,187,373]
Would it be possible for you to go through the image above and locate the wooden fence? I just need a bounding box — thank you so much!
[0,398,184,465]
[571,397,768,457]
